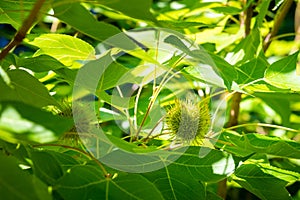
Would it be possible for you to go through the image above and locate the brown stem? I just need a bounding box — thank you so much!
[0,0,46,61]
[218,1,294,198]
[217,0,253,199]
[226,92,242,128]
[263,0,294,51]
[217,91,242,199]
[244,3,253,37]
[295,0,300,41]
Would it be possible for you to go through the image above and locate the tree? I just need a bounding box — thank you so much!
[0,0,299,199]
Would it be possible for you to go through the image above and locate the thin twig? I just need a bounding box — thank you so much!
[116,86,135,139]
[0,0,46,61]
[144,115,166,141]
[135,60,184,139]
[225,123,300,133]
[263,0,294,51]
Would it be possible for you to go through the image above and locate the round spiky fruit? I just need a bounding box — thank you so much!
[165,98,210,144]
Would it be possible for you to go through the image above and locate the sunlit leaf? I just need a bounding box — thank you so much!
[0,102,73,144]
[226,28,261,66]
[254,0,271,28]
[28,34,96,67]
[264,52,300,91]
[211,6,242,15]
[164,34,237,89]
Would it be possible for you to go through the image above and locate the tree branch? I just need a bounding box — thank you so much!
[217,1,294,199]
[0,0,46,61]
[217,0,252,198]
[263,0,294,51]
[294,0,300,41]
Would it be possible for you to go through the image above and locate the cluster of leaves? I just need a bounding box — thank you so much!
[0,0,300,199]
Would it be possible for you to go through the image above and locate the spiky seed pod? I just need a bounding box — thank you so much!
[165,98,210,144]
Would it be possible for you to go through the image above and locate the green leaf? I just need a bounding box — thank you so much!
[17,55,66,72]
[0,154,52,200]
[98,107,126,123]
[168,147,235,182]
[140,147,235,199]
[158,21,209,30]
[75,146,235,199]
[0,66,11,86]
[97,0,155,21]
[0,102,73,144]
[163,34,237,89]
[226,28,261,66]
[216,132,300,159]
[77,53,129,91]
[54,68,78,84]
[55,165,164,200]
[120,62,168,85]
[264,52,300,91]
[211,6,242,15]
[242,80,292,93]
[0,141,32,167]
[101,147,235,181]
[207,52,237,89]
[53,2,118,41]
[254,0,271,28]
[257,163,300,183]
[254,92,292,126]
[143,170,206,200]
[0,53,17,71]
[206,190,224,200]
[236,54,269,84]
[53,2,136,49]
[31,151,65,185]
[233,163,293,200]
[0,70,57,107]
[28,34,96,67]
[0,0,50,29]
[98,90,136,109]
[164,35,194,56]
[270,157,300,174]
[183,65,225,88]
